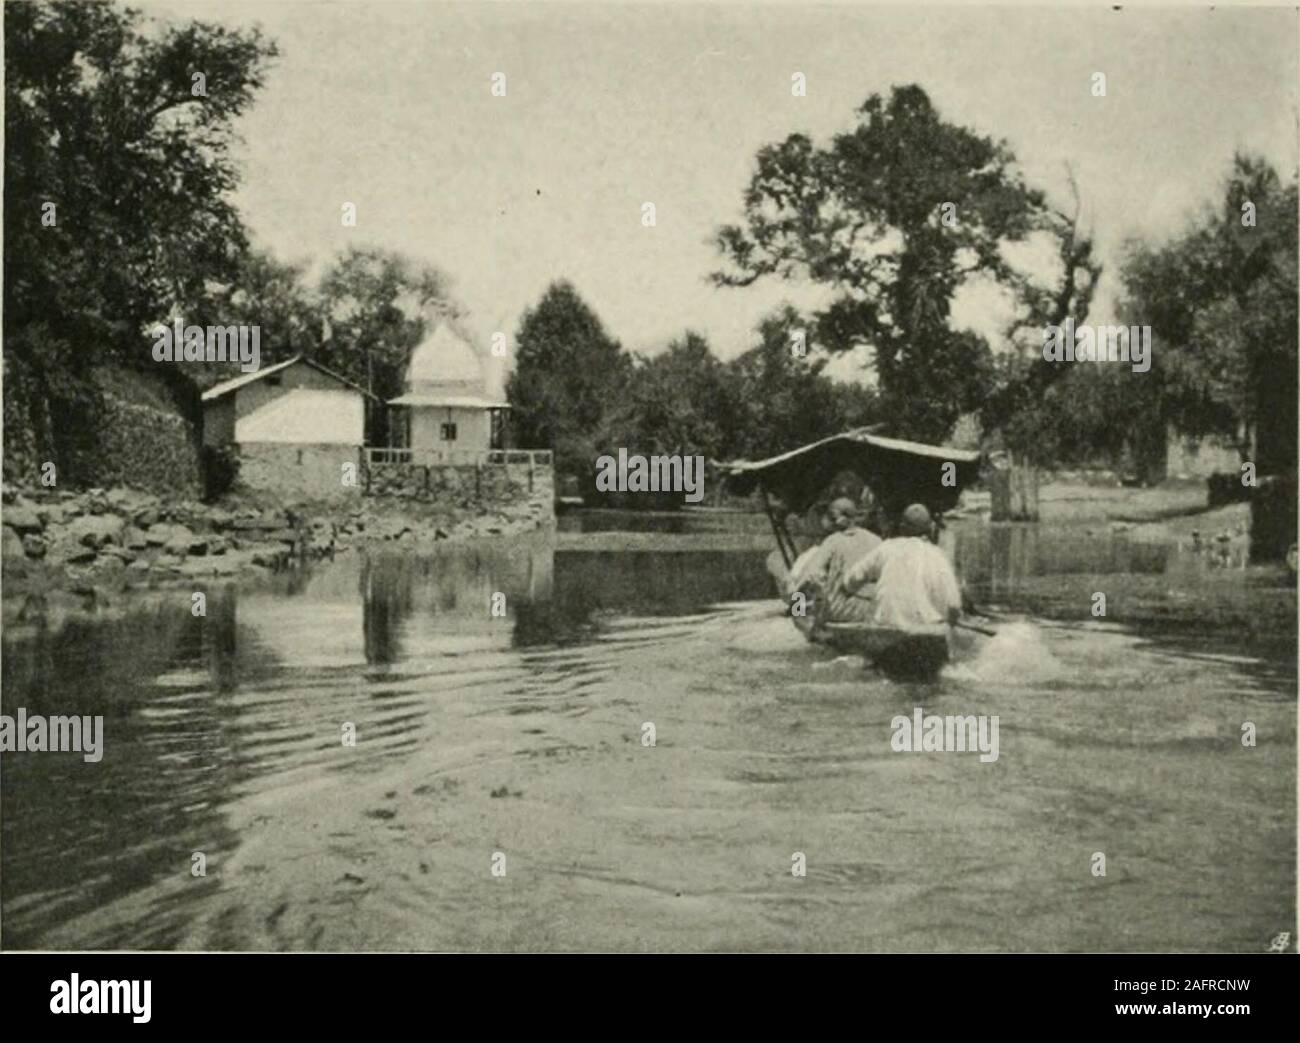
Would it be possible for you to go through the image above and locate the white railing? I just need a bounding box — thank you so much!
[365,448,553,468]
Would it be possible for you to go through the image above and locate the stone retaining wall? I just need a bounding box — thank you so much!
[365,460,554,524]
[96,397,203,498]
[2,362,202,497]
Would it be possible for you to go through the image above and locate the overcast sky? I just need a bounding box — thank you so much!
[137,1,1298,387]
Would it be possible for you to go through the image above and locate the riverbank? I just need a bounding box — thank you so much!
[1,483,551,626]
[3,478,1283,638]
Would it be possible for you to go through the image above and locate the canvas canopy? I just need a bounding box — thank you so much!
[717,429,981,516]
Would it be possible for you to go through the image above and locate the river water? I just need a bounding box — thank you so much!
[2,517,1294,951]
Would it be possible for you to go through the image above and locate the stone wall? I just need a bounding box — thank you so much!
[2,362,202,497]
[93,396,203,498]
[365,459,554,524]
[237,442,364,503]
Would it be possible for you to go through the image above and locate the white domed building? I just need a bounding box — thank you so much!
[387,322,509,457]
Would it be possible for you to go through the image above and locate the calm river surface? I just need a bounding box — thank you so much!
[2,516,1294,951]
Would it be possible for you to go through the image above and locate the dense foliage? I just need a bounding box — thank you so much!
[507,288,881,494]
[1116,154,1297,476]
[506,281,633,482]
[4,0,278,471]
[992,153,1298,479]
[713,85,1099,449]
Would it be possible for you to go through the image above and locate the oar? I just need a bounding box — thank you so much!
[961,597,1005,621]
[954,620,996,637]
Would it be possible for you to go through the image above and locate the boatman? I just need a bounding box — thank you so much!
[838,503,963,630]
[793,496,882,624]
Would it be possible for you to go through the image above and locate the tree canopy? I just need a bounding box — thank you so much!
[507,281,632,482]
[4,0,278,473]
[506,285,881,502]
[5,0,278,366]
[315,246,458,405]
[713,85,1099,448]
[1117,154,1297,474]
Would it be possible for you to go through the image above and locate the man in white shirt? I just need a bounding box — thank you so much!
[839,503,962,630]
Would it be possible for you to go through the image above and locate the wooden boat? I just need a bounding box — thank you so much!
[784,574,953,678]
[822,622,951,679]
[720,428,981,677]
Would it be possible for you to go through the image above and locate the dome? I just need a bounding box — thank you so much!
[406,323,485,391]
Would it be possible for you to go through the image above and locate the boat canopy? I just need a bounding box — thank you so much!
[717,428,981,516]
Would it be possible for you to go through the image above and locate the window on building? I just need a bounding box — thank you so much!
[441,422,458,441]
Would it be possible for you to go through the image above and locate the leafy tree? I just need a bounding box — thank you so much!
[614,331,738,463]
[315,245,458,432]
[724,306,879,462]
[4,0,277,357]
[989,364,1134,471]
[1118,154,1297,475]
[977,170,1103,461]
[713,85,1097,448]
[183,249,324,389]
[575,331,740,507]
[507,281,631,480]
[3,0,277,473]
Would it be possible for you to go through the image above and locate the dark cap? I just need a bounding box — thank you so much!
[899,503,932,537]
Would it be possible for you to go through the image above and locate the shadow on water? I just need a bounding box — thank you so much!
[1,517,1293,951]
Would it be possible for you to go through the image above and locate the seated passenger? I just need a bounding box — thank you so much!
[784,506,832,597]
[794,497,882,626]
[839,503,963,631]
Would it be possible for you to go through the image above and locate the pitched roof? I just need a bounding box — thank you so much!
[407,323,486,387]
[200,355,376,402]
[387,393,510,409]
[720,429,981,474]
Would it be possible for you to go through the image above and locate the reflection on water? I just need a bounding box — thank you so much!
[955,524,1170,587]
[1,521,1294,951]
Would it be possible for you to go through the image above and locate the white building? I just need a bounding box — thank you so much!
[200,355,373,499]
[201,355,369,449]
[387,323,508,457]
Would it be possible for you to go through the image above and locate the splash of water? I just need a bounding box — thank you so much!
[948,621,1063,683]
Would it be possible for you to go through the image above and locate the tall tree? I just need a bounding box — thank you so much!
[5,0,278,357]
[183,249,324,389]
[713,85,1096,446]
[614,331,738,464]
[978,170,1104,459]
[1118,154,1297,476]
[507,281,630,480]
[3,0,277,472]
[315,245,457,412]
